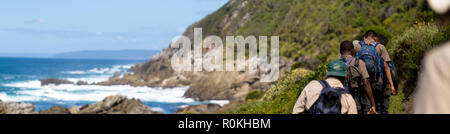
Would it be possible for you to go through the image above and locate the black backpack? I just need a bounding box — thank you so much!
[306,80,346,114]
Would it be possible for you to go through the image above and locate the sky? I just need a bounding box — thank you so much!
[0,0,228,54]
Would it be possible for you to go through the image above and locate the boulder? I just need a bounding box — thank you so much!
[40,78,74,86]
[0,95,161,114]
[0,101,36,114]
[77,95,162,114]
[39,106,71,114]
[76,81,89,85]
[175,104,221,114]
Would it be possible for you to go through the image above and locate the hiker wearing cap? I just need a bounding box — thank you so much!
[292,60,357,114]
[340,41,377,114]
[353,30,396,114]
[414,0,450,114]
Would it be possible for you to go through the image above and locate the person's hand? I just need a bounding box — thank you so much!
[367,106,378,114]
[390,85,397,96]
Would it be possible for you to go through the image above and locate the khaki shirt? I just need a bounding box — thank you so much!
[354,41,391,62]
[341,55,370,79]
[414,41,450,114]
[292,77,358,114]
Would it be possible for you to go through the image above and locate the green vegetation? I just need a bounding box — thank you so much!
[245,90,264,101]
[192,0,430,66]
[230,66,326,114]
[186,0,448,114]
[389,84,406,114]
[231,23,449,114]
[354,25,394,46]
[390,24,441,98]
[387,23,449,113]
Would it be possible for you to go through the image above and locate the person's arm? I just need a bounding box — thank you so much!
[378,44,396,95]
[292,89,307,114]
[362,78,377,114]
[344,94,358,114]
[384,61,397,95]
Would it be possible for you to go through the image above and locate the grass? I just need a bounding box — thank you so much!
[388,85,406,114]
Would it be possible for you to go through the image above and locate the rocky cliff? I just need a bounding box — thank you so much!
[98,0,294,104]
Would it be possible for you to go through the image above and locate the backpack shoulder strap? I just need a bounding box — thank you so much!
[346,57,354,65]
[338,88,347,97]
[340,57,354,66]
[359,41,367,47]
[373,42,379,47]
[317,80,331,88]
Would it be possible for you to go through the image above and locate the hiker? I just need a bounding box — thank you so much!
[353,31,396,114]
[292,60,357,114]
[414,0,450,114]
[340,41,377,114]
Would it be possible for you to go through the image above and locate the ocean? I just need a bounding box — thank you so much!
[0,57,228,113]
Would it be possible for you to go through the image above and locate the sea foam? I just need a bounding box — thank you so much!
[2,81,194,103]
[0,63,230,112]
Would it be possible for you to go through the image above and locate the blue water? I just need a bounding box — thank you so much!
[0,57,226,113]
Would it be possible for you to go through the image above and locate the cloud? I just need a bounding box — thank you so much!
[115,36,138,43]
[24,18,46,24]
[0,27,152,43]
[115,35,124,40]
[0,28,96,38]
[130,38,137,43]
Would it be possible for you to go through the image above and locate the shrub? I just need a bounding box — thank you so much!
[245,90,265,101]
[290,62,302,70]
[229,64,327,114]
[390,24,440,98]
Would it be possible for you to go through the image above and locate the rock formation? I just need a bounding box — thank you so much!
[0,95,161,114]
[0,100,36,114]
[40,78,74,86]
[175,104,221,114]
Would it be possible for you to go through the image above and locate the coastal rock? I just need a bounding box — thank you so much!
[69,106,81,114]
[76,80,89,85]
[40,78,74,86]
[0,95,161,114]
[94,0,295,112]
[39,106,71,114]
[0,101,36,114]
[175,104,221,114]
[184,72,241,101]
[77,95,162,114]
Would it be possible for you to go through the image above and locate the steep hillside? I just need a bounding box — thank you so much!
[103,0,446,113]
[225,0,449,114]
[187,0,428,67]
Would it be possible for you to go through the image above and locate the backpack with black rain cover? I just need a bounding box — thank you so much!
[356,41,384,82]
[306,80,346,114]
